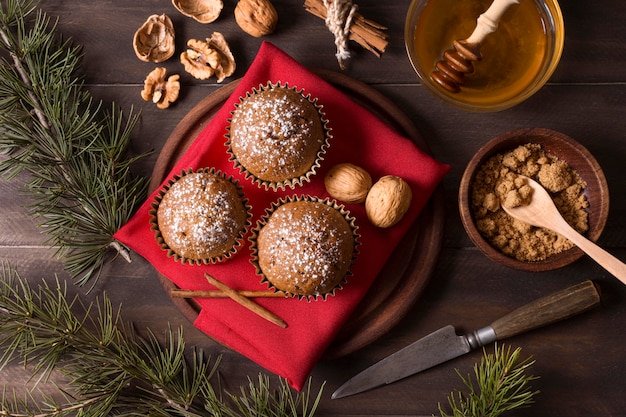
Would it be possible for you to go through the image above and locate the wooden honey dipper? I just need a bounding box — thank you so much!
[431,0,520,93]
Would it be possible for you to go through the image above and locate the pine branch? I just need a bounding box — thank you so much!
[224,375,325,417]
[0,0,151,287]
[436,344,540,417]
[0,264,325,417]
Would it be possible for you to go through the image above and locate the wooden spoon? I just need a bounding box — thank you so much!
[502,176,626,285]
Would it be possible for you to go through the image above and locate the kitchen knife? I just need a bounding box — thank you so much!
[332,280,600,399]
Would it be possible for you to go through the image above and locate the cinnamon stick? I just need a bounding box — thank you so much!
[171,289,286,299]
[304,0,389,57]
[204,274,288,328]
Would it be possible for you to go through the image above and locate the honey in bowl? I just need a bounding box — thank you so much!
[405,0,564,111]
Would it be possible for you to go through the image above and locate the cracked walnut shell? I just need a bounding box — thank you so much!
[172,0,223,23]
[234,0,278,38]
[141,67,180,109]
[180,33,235,82]
[133,14,175,63]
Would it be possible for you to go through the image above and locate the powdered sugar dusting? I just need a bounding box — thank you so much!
[230,87,324,182]
[157,172,247,260]
[257,201,354,296]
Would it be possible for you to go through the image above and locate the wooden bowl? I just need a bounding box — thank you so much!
[459,128,609,271]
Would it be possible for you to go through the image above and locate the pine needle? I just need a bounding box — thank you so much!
[436,344,540,417]
[0,0,151,288]
[0,264,326,416]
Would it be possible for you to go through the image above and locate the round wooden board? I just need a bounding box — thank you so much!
[149,69,446,359]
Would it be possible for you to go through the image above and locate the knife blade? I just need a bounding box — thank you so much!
[332,280,600,399]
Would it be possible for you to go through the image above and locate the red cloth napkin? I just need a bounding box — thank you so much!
[114,42,449,390]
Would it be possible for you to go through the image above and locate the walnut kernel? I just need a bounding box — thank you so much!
[133,14,175,63]
[180,33,235,82]
[141,67,180,109]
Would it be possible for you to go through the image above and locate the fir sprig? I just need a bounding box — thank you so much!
[0,264,325,416]
[0,0,150,287]
[437,344,539,417]
[225,374,323,417]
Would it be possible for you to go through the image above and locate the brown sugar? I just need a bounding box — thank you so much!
[471,143,589,262]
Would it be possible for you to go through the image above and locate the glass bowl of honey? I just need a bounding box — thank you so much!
[405,0,564,112]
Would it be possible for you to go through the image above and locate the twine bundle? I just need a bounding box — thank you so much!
[323,0,358,69]
[304,0,388,69]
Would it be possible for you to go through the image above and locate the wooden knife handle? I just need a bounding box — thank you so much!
[490,280,601,340]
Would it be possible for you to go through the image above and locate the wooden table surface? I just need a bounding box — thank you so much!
[1,1,625,416]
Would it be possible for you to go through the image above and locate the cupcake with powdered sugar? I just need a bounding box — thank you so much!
[249,196,359,300]
[149,168,251,265]
[226,82,331,191]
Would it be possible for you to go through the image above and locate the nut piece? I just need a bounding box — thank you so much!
[365,175,412,228]
[234,0,278,38]
[133,14,175,63]
[172,0,223,23]
[141,67,180,109]
[324,163,372,204]
[180,33,235,82]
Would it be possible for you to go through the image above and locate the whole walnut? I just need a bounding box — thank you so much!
[234,0,278,37]
[324,163,372,204]
[365,175,412,228]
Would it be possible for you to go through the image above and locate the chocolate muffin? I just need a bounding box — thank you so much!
[151,169,250,264]
[227,83,330,190]
[251,197,358,299]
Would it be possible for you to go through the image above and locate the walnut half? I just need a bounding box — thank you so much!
[172,0,223,23]
[141,67,180,109]
[133,14,176,63]
[180,33,235,82]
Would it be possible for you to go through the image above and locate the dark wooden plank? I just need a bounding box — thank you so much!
[312,249,626,416]
[0,179,44,245]
[2,0,626,416]
[37,0,626,86]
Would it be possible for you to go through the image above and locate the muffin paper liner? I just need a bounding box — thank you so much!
[249,195,360,301]
[149,167,252,265]
[225,81,332,191]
